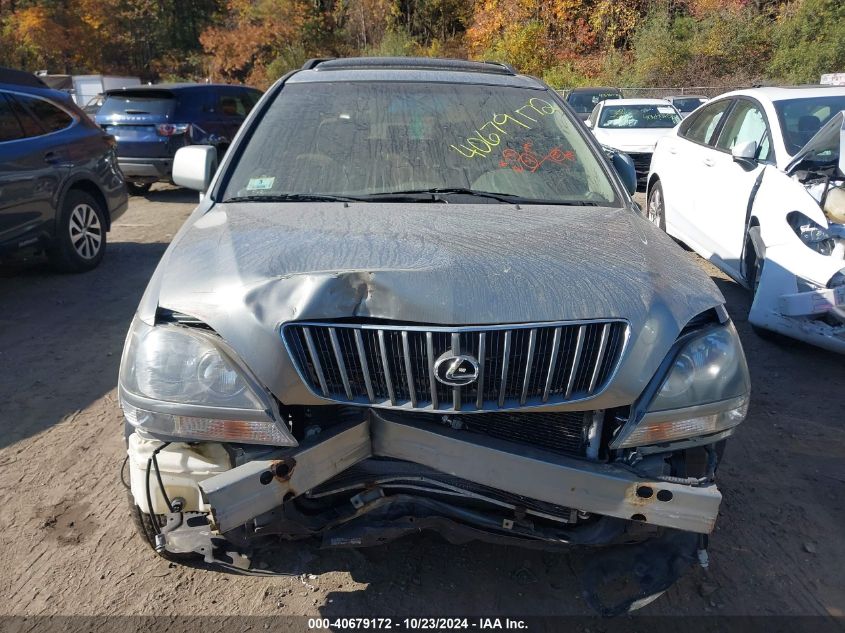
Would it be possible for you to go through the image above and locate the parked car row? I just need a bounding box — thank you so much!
[0,67,127,271]
[647,86,845,353]
[0,67,262,269]
[95,83,262,194]
[573,82,844,354]
[585,98,683,190]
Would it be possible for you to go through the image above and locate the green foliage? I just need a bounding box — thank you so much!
[769,0,845,84]
[1,0,837,90]
[628,5,772,87]
[364,27,419,56]
[266,45,311,82]
[484,21,551,77]
[543,63,593,89]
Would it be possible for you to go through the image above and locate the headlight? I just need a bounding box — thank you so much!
[788,211,835,256]
[119,317,295,446]
[121,401,291,445]
[611,324,750,449]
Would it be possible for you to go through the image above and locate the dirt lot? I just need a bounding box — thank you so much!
[1,187,843,621]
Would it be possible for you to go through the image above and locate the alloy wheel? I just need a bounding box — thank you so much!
[647,187,664,227]
[68,203,103,260]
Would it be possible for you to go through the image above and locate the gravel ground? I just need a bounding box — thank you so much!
[0,187,843,620]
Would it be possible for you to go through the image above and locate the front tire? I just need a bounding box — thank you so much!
[48,190,107,273]
[128,494,198,562]
[127,182,153,196]
[646,180,666,231]
[746,245,779,341]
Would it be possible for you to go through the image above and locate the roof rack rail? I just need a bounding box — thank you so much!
[304,57,517,76]
[301,58,336,70]
[481,60,518,75]
[0,67,47,88]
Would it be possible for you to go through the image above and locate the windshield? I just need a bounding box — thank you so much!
[671,97,706,113]
[221,82,619,205]
[599,104,681,129]
[566,91,621,114]
[774,95,845,155]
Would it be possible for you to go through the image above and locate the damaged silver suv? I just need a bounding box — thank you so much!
[119,58,750,608]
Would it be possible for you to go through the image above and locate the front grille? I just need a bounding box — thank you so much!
[422,410,592,456]
[627,152,652,188]
[282,320,627,412]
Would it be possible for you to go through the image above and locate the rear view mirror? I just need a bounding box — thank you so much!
[732,140,758,169]
[173,145,218,192]
[610,151,638,196]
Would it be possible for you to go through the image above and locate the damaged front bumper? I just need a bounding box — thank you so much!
[749,244,845,353]
[128,409,725,616]
[186,412,721,539]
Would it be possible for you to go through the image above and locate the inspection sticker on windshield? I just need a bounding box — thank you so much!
[657,107,676,114]
[247,177,275,190]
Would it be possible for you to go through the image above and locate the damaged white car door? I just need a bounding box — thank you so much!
[695,98,774,278]
[747,113,845,352]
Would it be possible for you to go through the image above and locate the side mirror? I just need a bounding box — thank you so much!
[584,119,593,129]
[610,151,638,196]
[173,145,218,192]
[732,140,757,169]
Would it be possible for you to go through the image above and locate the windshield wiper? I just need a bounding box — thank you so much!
[222,193,365,203]
[364,188,523,204]
[223,191,604,206]
[361,188,603,206]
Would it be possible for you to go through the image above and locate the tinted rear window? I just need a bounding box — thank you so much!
[567,91,622,114]
[99,91,175,117]
[0,94,24,142]
[6,94,44,137]
[21,95,73,132]
[672,97,706,113]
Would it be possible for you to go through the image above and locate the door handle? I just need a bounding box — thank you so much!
[702,158,715,167]
[667,145,678,155]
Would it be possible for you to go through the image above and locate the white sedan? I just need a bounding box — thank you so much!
[586,98,682,190]
[647,87,845,353]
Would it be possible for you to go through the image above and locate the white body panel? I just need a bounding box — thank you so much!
[592,127,675,154]
[649,88,845,352]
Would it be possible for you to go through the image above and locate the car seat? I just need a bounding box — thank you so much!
[796,115,821,145]
[220,97,238,116]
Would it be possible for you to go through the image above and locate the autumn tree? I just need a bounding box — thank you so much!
[200,0,314,86]
[769,0,845,84]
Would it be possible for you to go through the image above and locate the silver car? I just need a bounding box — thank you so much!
[118,58,750,613]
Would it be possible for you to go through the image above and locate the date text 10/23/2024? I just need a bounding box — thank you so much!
[307,617,529,630]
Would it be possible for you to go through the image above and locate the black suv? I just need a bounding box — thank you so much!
[565,86,624,121]
[0,67,128,272]
[96,84,262,195]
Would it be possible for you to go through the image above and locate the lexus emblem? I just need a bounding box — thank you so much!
[434,352,480,387]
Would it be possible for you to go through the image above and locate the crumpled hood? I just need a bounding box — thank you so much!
[592,127,676,153]
[141,202,724,408]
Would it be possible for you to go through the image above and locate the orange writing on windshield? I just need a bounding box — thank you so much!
[499,142,575,173]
